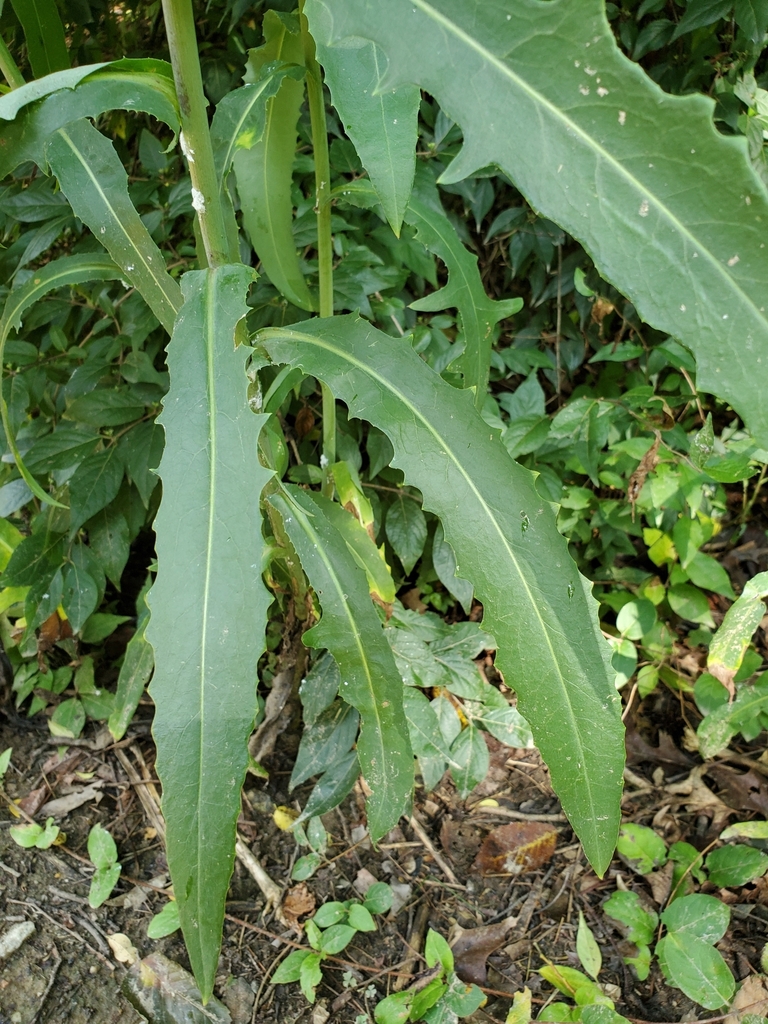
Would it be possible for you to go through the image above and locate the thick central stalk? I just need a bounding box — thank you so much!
[161,0,233,268]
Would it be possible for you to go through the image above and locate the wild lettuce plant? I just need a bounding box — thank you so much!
[0,0,766,998]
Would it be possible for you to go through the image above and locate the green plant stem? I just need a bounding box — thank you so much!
[161,0,234,268]
[0,34,25,89]
[742,461,768,524]
[300,4,335,496]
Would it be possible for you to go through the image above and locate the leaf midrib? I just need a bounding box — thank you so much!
[265,324,597,821]
[218,77,278,185]
[54,128,182,320]
[284,491,391,779]
[195,269,219,944]
[409,0,766,331]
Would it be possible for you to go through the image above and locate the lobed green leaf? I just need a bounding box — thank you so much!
[269,486,414,839]
[259,313,624,874]
[406,165,521,402]
[233,11,314,311]
[307,0,768,446]
[314,36,419,235]
[0,60,179,179]
[148,265,272,1000]
[45,120,183,334]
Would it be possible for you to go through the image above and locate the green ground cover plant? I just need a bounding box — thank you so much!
[0,0,766,1005]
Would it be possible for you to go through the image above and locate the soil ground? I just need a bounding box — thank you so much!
[4,523,768,1024]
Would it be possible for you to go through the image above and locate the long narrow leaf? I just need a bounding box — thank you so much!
[406,166,521,402]
[108,578,154,742]
[233,11,314,311]
[313,34,419,236]
[148,265,272,1000]
[0,60,179,178]
[260,314,624,874]
[307,0,768,447]
[10,0,68,77]
[269,486,413,839]
[45,120,183,334]
[211,64,301,186]
[0,254,124,505]
[210,62,303,259]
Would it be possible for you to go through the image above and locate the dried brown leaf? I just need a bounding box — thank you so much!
[724,973,768,1024]
[39,781,104,818]
[472,821,557,876]
[282,883,315,930]
[664,765,732,831]
[451,916,516,985]
[18,786,48,817]
[627,433,660,519]
[294,405,315,440]
[707,765,768,817]
[625,721,693,769]
[647,860,674,906]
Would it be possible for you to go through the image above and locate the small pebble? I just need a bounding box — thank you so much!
[0,921,34,961]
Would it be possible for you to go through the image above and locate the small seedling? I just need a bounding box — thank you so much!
[602,821,768,1009]
[272,883,393,1003]
[87,823,122,908]
[374,930,485,1024]
[10,816,60,849]
[148,899,181,939]
[291,815,328,881]
[537,913,627,1022]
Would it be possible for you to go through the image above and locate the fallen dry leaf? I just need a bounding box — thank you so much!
[440,817,483,874]
[311,1003,330,1024]
[353,867,378,898]
[707,765,768,817]
[663,765,732,832]
[472,821,557,876]
[625,722,692,769]
[646,860,674,906]
[451,916,516,985]
[39,782,104,819]
[282,883,315,930]
[294,405,315,441]
[36,611,73,668]
[724,974,768,1023]
[627,433,660,519]
[108,932,139,965]
[18,786,48,817]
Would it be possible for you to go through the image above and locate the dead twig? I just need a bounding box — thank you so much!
[394,899,430,991]
[409,812,460,886]
[235,834,286,925]
[468,805,566,823]
[30,943,61,1024]
[114,746,165,840]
